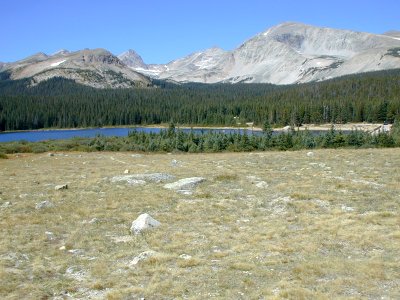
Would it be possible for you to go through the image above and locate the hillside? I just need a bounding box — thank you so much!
[0,49,151,89]
[1,69,400,131]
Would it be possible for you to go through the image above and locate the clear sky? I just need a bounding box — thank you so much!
[1,0,399,64]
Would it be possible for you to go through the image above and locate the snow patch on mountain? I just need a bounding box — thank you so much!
[50,60,66,67]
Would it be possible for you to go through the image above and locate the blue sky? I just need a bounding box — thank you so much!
[1,0,399,63]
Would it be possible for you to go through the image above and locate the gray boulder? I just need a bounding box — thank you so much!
[130,213,161,234]
[129,250,157,266]
[35,200,54,210]
[163,177,205,191]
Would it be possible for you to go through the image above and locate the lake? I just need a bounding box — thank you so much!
[0,127,262,142]
[0,127,349,143]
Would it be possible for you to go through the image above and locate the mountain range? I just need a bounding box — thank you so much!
[1,22,400,88]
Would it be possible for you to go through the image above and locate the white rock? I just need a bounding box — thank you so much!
[55,184,68,190]
[341,205,355,212]
[129,250,157,266]
[65,266,87,281]
[130,213,161,234]
[1,201,11,208]
[307,151,314,157]
[171,159,180,166]
[179,254,192,260]
[255,181,269,188]
[164,177,205,191]
[35,200,54,210]
[124,169,130,174]
[45,231,55,240]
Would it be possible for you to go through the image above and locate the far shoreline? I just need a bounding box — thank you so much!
[0,122,390,134]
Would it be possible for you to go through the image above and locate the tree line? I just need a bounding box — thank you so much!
[1,123,399,155]
[0,69,400,131]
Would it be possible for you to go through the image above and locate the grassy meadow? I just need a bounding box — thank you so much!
[0,149,399,299]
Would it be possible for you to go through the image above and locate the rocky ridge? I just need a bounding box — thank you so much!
[2,22,400,87]
[1,48,151,88]
[124,22,400,84]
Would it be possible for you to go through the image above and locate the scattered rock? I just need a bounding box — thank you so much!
[111,173,174,185]
[177,190,193,195]
[307,151,314,157]
[110,235,134,243]
[130,213,161,234]
[65,266,87,281]
[35,200,54,210]
[124,169,130,174]
[110,176,146,186]
[129,250,157,266]
[1,201,11,208]
[164,177,205,191]
[82,218,99,224]
[55,184,68,190]
[255,181,268,188]
[179,254,192,260]
[131,154,142,158]
[171,159,181,167]
[68,249,85,255]
[341,205,355,212]
[137,173,174,183]
[88,218,99,224]
[45,231,55,241]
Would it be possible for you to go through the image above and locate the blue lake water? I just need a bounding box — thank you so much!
[0,127,346,143]
[0,127,262,143]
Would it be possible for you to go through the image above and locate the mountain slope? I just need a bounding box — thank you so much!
[2,49,151,88]
[127,22,400,84]
[384,30,400,38]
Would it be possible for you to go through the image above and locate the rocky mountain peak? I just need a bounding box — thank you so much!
[52,49,70,56]
[118,49,146,69]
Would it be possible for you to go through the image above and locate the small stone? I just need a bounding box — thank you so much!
[68,249,85,256]
[35,200,54,210]
[124,169,130,174]
[48,153,55,157]
[59,246,66,251]
[45,231,55,240]
[255,181,268,188]
[341,205,355,212]
[55,184,68,190]
[179,254,192,260]
[171,159,181,167]
[307,151,314,157]
[130,213,161,234]
[88,218,99,224]
[129,250,157,266]
[1,201,11,208]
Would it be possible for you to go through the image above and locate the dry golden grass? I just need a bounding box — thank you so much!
[0,149,399,299]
